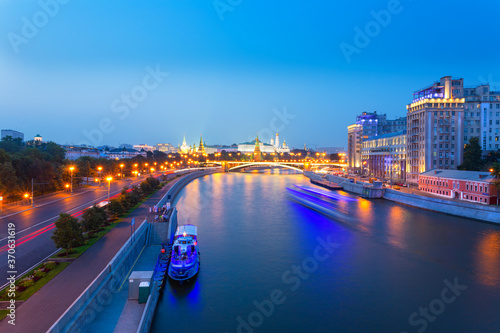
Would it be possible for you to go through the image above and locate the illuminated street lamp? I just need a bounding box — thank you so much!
[0,196,3,213]
[69,166,75,195]
[97,166,103,187]
[106,176,113,203]
[120,164,124,179]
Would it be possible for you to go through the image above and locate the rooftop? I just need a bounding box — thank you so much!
[421,169,495,182]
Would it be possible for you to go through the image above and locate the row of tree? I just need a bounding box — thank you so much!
[51,176,162,255]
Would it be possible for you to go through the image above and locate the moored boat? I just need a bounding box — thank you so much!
[168,225,200,281]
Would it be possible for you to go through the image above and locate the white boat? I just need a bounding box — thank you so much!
[168,225,200,281]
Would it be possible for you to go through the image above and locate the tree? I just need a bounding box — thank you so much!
[51,213,84,256]
[458,137,484,171]
[81,205,107,234]
[107,199,124,220]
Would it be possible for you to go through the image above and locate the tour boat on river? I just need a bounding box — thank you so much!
[168,225,200,281]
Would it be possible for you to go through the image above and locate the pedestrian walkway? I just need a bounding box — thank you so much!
[0,177,183,333]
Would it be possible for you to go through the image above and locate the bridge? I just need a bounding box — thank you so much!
[209,161,347,173]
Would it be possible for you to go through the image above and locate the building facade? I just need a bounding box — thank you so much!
[463,84,500,153]
[361,131,406,181]
[347,124,362,171]
[133,144,156,152]
[406,76,465,185]
[419,169,497,205]
[156,143,177,153]
[1,129,24,141]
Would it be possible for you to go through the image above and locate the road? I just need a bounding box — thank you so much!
[0,175,153,286]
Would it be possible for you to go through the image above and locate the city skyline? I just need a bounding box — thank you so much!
[2,1,500,148]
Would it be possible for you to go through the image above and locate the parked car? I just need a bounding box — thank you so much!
[393,186,401,190]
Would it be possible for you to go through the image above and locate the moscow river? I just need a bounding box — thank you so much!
[151,170,500,333]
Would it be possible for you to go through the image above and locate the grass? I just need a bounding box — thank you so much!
[0,262,70,302]
[0,181,171,321]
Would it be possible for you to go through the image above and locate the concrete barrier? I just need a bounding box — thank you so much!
[384,189,500,223]
[48,220,149,333]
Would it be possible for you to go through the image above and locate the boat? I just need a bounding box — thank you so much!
[286,185,355,222]
[168,224,200,281]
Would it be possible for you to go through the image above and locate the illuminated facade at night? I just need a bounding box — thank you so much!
[406,76,465,185]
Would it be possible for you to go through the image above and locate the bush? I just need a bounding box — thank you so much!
[43,261,59,270]
[34,268,47,279]
[19,276,35,289]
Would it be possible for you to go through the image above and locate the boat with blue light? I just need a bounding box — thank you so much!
[287,184,356,221]
[168,224,200,281]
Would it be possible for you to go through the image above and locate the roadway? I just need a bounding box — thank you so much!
[0,175,153,286]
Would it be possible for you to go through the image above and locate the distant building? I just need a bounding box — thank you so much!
[106,148,147,160]
[419,169,497,205]
[119,143,134,150]
[179,135,190,154]
[34,134,42,142]
[238,140,275,153]
[463,84,500,153]
[347,111,406,173]
[406,76,465,185]
[217,145,238,153]
[64,146,100,160]
[1,129,24,141]
[156,143,177,153]
[380,116,407,134]
[361,131,406,181]
[133,144,156,152]
[347,124,362,171]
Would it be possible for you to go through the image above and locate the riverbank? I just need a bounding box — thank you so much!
[307,173,500,223]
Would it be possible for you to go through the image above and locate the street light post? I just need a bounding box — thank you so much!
[0,196,3,213]
[69,166,75,195]
[97,166,103,187]
[120,164,124,179]
[106,177,113,203]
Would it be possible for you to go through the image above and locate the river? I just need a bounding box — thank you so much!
[150,170,500,333]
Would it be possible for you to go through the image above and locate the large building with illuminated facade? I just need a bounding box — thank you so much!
[406,76,465,185]
[361,130,406,181]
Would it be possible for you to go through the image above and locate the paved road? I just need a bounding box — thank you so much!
[0,174,184,333]
[0,175,153,286]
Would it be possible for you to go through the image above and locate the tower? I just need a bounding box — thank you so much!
[275,132,280,149]
[198,135,205,154]
[180,134,189,154]
[253,134,262,161]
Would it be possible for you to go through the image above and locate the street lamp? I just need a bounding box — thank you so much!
[106,176,113,203]
[69,166,75,195]
[120,164,124,179]
[0,196,3,213]
[97,166,103,187]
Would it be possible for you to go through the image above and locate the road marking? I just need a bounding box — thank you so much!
[0,248,60,291]
[0,179,144,241]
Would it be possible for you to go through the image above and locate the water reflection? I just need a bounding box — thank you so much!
[476,231,500,286]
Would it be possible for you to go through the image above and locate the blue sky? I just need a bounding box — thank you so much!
[1,0,499,149]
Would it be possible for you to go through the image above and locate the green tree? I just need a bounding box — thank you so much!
[51,213,84,256]
[81,205,107,234]
[458,137,484,171]
[107,199,124,220]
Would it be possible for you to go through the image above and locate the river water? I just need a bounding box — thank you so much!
[150,170,500,333]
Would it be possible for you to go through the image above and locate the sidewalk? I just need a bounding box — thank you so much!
[0,177,183,333]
